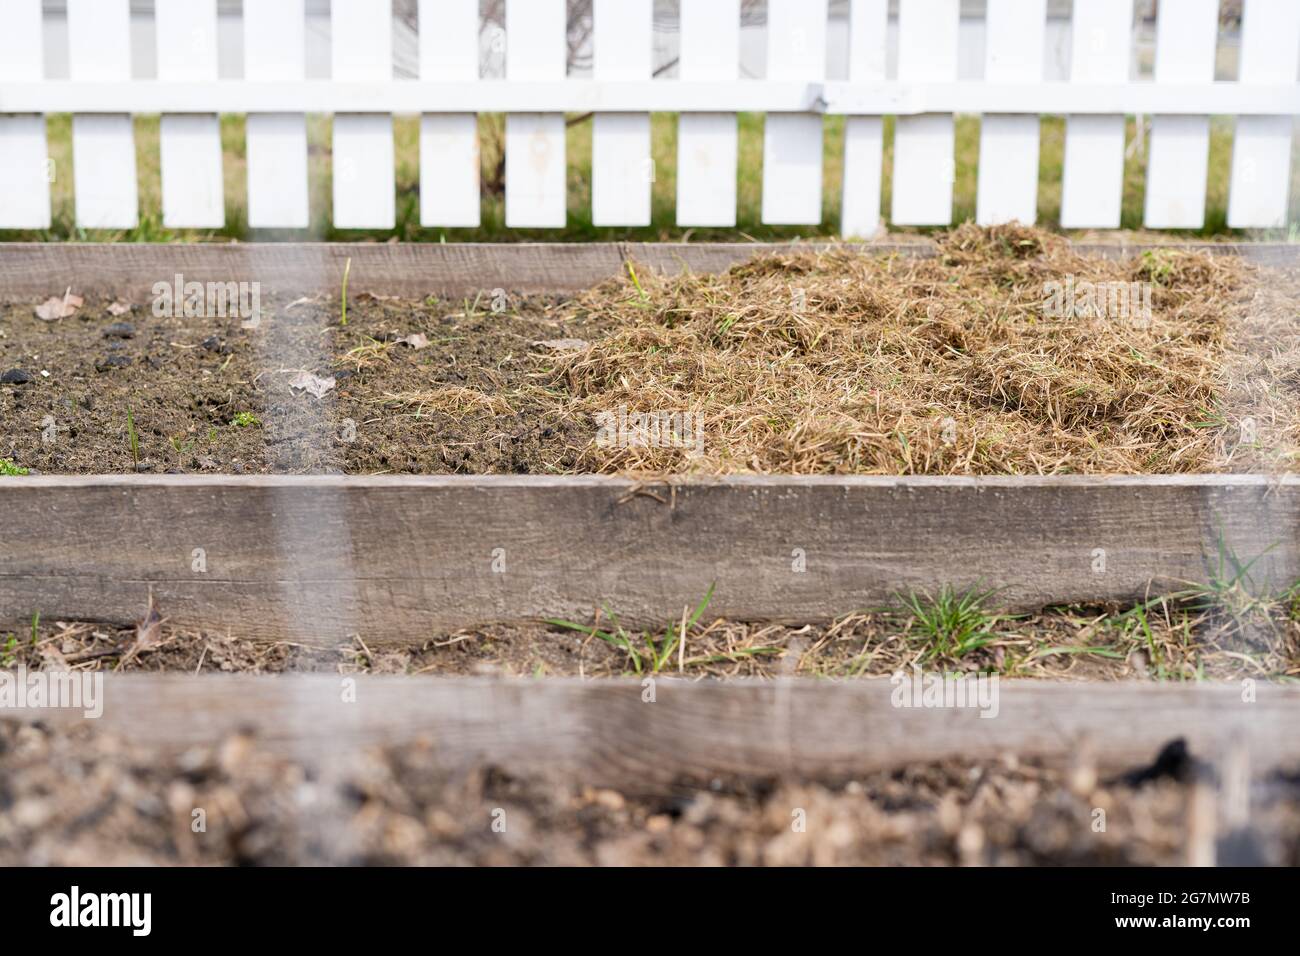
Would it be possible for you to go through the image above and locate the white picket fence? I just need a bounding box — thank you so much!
[0,0,1297,235]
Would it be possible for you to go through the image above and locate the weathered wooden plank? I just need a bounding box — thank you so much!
[2,475,1298,643]
[16,675,1300,785]
[0,241,1293,301]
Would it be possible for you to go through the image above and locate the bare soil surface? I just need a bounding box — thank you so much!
[0,290,606,475]
[11,593,1299,682]
[3,718,1294,866]
[4,225,1299,477]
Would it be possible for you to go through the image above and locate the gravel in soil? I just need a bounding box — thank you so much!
[3,719,1295,866]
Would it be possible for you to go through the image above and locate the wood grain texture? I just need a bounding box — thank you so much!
[0,241,1295,301]
[2,475,1298,642]
[14,675,1300,785]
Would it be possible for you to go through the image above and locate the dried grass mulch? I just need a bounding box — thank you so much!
[551,223,1300,475]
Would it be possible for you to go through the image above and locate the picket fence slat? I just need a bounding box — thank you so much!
[676,0,740,228]
[1229,0,1300,229]
[68,0,137,229]
[976,0,1045,226]
[1060,0,1133,229]
[244,0,309,230]
[419,0,480,228]
[1144,0,1219,229]
[156,0,224,229]
[892,0,960,226]
[331,0,395,230]
[505,0,567,228]
[761,0,828,225]
[1,2,1297,236]
[840,0,887,238]
[591,0,653,227]
[0,0,49,230]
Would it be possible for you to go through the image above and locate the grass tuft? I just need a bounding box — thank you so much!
[896,586,1006,662]
[547,584,735,676]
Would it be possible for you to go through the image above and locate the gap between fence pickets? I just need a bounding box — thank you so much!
[2,474,1298,641]
[0,240,1297,301]
[11,675,1299,784]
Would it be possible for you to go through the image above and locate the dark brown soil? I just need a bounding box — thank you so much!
[4,718,1295,866]
[0,291,607,476]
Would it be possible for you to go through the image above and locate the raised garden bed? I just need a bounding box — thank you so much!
[4,228,1300,867]
[3,227,1299,477]
[4,677,1299,866]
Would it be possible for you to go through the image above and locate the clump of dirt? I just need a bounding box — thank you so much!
[2,719,1296,866]
[3,225,1299,476]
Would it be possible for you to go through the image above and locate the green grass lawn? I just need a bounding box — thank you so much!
[9,112,1296,243]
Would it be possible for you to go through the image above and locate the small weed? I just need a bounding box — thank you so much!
[625,260,649,305]
[896,586,1005,661]
[0,635,16,667]
[1178,537,1277,621]
[0,458,29,476]
[231,411,261,428]
[548,584,717,676]
[1138,249,1178,285]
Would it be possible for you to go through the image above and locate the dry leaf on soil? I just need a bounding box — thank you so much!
[288,370,336,399]
[119,598,164,667]
[35,288,84,321]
